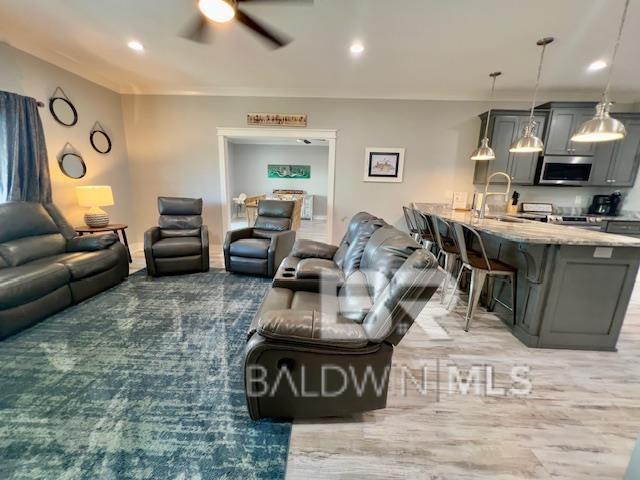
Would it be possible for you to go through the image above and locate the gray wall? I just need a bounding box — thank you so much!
[0,43,133,233]
[121,94,509,244]
[228,143,329,216]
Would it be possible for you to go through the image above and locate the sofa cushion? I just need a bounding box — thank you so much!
[0,234,67,267]
[67,233,118,252]
[257,309,368,349]
[0,202,60,243]
[160,228,201,238]
[159,215,203,230]
[0,263,70,309]
[229,238,270,259]
[339,271,373,323]
[30,251,119,280]
[152,237,202,258]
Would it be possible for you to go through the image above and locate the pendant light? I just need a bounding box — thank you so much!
[471,71,502,161]
[510,37,554,153]
[572,0,630,143]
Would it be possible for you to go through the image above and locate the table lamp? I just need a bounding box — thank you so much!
[76,186,114,228]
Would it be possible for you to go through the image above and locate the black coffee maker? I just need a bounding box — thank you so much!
[588,192,623,216]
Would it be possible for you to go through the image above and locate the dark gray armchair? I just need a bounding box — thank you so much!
[144,197,209,276]
[224,200,296,277]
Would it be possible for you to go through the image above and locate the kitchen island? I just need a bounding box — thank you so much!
[415,203,640,350]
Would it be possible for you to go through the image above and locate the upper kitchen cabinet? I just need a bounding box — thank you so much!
[590,115,640,187]
[537,102,597,156]
[473,110,546,185]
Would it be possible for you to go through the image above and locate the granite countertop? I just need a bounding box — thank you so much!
[414,203,640,247]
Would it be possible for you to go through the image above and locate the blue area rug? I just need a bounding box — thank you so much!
[0,269,291,479]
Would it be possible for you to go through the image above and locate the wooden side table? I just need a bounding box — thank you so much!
[74,224,132,263]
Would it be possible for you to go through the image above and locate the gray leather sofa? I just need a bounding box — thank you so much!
[0,202,129,340]
[244,212,444,419]
[144,197,209,276]
[224,200,296,277]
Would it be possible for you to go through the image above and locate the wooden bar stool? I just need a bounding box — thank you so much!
[448,221,516,331]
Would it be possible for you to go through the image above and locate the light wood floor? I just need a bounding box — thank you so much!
[129,250,640,480]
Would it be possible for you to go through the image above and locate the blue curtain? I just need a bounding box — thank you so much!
[0,91,52,203]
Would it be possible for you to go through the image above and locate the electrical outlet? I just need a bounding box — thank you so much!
[574,195,583,205]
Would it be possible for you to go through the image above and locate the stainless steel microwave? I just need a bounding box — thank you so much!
[537,156,593,186]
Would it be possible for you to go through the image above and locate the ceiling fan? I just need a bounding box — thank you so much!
[181,0,312,49]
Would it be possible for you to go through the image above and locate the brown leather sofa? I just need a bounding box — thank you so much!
[224,200,296,277]
[0,202,129,340]
[144,197,209,276]
[244,212,444,419]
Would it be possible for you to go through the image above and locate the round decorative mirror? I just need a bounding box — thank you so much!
[49,87,78,127]
[58,144,86,179]
[90,122,112,154]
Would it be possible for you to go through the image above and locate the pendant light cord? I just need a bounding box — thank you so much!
[528,42,549,124]
[603,0,630,103]
[483,73,499,139]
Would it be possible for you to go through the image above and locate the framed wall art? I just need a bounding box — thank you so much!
[363,147,405,183]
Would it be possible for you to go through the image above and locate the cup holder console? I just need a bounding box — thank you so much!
[284,267,296,272]
[282,273,295,278]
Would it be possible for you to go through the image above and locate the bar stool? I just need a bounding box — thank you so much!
[402,205,420,242]
[412,208,436,251]
[427,214,460,303]
[448,221,516,331]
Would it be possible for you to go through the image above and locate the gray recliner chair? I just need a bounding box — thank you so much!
[243,212,444,419]
[144,197,209,276]
[223,200,296,277]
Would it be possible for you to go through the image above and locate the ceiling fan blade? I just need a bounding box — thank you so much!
[235,8,291,48]
[179,14,213,44]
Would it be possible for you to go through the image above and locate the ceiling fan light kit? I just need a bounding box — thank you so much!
[471,71,501,161]
[572,0,630,143]
[510,37,554,154]
[198,0,235,23]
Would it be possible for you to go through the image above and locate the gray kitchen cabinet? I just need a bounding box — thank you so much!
[544,108,596,156]
[473,111,546,185]
[590,116,640,187]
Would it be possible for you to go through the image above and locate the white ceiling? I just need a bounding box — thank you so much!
[1,0,639,101]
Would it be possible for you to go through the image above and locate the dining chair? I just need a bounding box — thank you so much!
[447,221,516,331]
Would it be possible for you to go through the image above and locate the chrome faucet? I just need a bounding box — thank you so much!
[479,171,511,219]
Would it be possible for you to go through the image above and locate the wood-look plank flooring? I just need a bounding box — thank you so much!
[129,247,640,479]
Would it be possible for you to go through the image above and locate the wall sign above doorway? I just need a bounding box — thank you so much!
[247,113,307,127]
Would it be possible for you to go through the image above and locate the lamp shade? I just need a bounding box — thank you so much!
[571,102,626,143]
[76,186,114,207]
[470,138,496,160]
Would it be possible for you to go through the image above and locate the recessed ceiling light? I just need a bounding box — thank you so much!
[350,42,365,55]
[587,60,607,72]
[127,40,144,52]
[199,0,236,23]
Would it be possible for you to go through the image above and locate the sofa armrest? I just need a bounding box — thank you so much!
[257,309,368,348]
[201,225,210,272]
[67,233,118,252]
[144,227,161,276]
[268,230,296,276]
[291,239,338,260]
[223,227,255,272]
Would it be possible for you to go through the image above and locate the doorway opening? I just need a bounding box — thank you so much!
[217,128,336,243]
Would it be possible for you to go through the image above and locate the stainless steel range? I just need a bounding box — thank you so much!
[516,202,603,230]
